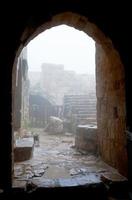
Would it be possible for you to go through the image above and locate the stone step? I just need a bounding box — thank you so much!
[64,100,96,104]
[77,108,96,112]
[64,107,96,111]
[77,114,97,117]
[64,95,96,98]
[80,106,96,109]
[77,111,96,114]
[64,102,97,106]
[76,110,97,114]
[64,94,96,97]
[64,109,97,113]
[64,95,91,97]
[64,97,96,100]
[31,174,102,188]
[77,117,97,120]
[64,103,96,107]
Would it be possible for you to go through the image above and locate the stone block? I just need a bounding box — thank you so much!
[14,137,34,162]
[75,125,97,154]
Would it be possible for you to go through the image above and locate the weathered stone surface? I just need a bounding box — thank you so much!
[101,172,127,184]
[33,175,101,188]
[13,180,27,189]
[75,174,101,185]
[59,178,78,187]
[75,125,97,153]
[101,172,128,199]
[14,162,48,181]
[96,43,127,176]
[13,47,29,133]
[14,138,34,162]
[32,179,56,188]
[70,168,87,176]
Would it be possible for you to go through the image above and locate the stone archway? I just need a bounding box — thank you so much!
[12,12,127,176]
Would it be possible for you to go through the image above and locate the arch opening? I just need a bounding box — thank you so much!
[12,12,127,188]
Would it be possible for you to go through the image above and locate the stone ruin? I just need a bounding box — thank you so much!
[44,116,63,134]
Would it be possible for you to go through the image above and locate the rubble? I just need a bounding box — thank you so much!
[14,131,127,188]
[44,116,63,134]
[14,162,48,180]
[70,168,87,176]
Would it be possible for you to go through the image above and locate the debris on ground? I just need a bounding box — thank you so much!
[44,116,63,134]
[14,130,127,188]
[70,168,87,176]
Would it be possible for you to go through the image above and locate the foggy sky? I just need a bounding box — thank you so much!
[27,25,95,74]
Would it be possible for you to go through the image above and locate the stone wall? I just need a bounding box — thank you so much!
[13,60,22,131]
[96,43,127,176]
[10,12,128,185]
[13,47,29,133]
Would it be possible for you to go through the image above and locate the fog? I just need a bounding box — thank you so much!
[27,25,95,74]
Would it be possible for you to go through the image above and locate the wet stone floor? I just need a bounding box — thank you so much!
[13,130,127,188]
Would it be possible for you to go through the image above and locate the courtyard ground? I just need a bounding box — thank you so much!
[13,129,127,189]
